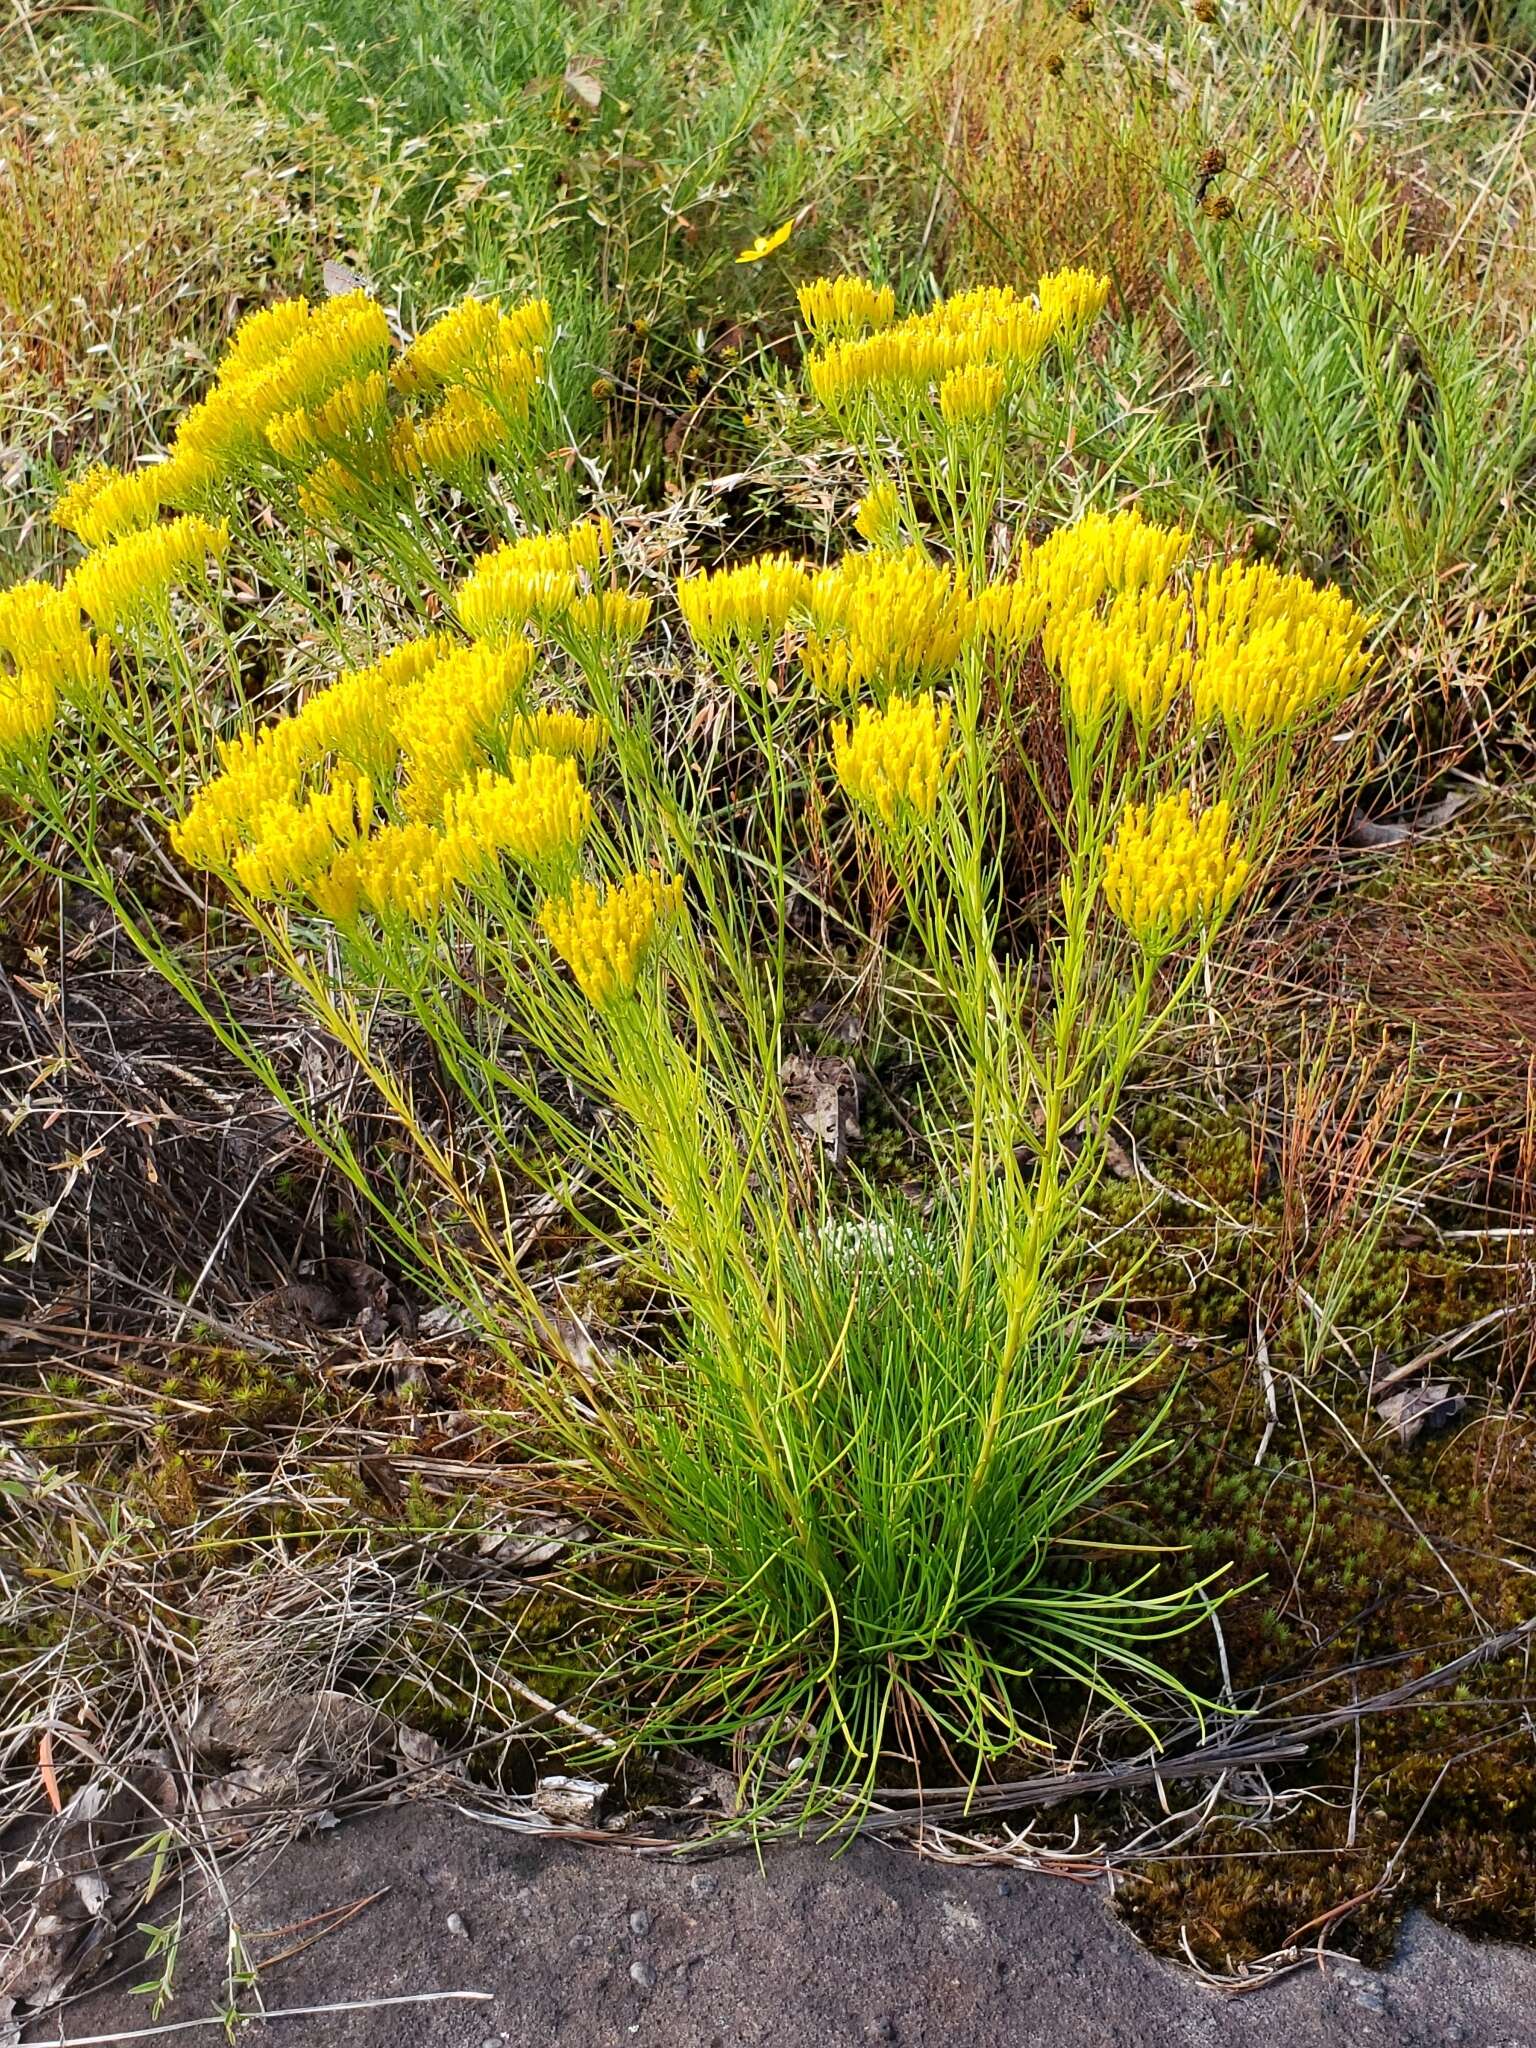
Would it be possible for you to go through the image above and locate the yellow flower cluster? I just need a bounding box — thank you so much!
[0,580,109,699]
[1189,561,1374,734]
[457,519,616,639]
[53,464,168,547]
[0,673,57,762]
[805,268,1109,413]
[166,293,392,500]
[440,755,591,876]
[1022,506,1192,617]
[852,482,902,550]
[69,515,230,633]
[1036,267,1113,347]
[1011,509,1374,739]
[1043,585,1195,729]
[796,276,896,339]
[539,872,684,1007]
[939,363,1006,425]
[233,773,374,898]
[560,589,654,653]
[803,548,972,697]
[831,691,954,826]
[56,290,554,548]
[675,553,812,657]
[393,293,552,394]
[391,640,541,818]
[1101,791,1250,942]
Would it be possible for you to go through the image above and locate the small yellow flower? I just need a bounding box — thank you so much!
[539,872,684,1006]
[804,548,973,697]
[938,363,1006,425]
[676,553,811,659]
[440,753,592,876]
[561,588,653,651]
[53,464,167,547]
[1036,266,1112,349]
[0,672,58,764]
[852,482,902,551]
[831,691,954,827]
[69,516,230,633]
[457,520,614,638]
[233,773,374,898]
[796,276,896,337]
[1101,790,1249,943]
[735,216,796,264]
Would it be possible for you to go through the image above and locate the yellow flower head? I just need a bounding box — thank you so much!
[852,482,902,551]
[394,293,551,394]
[323,818,466,924]
[1190,560,1373,735]
[539,871,684,1006]
[1036,266,1112,349]
[803,547,973,697]
[676,553,812,659]
[393,640,539,818]
[1022,507,1192,619]
[218,298,313,387]
[0,580,104,702]
[939,362,1006,425]
[736,217,795,264]
[796,276,896,338]
[69,516,230,633]
[233,773,374,898]
[831,690,954,827]
[456,519,614,639]
[440,753,592,877]
[1102,790,1249,943]
[418,388,512,479]
[53,464,167,547]
[0,672,58,765]
[1042,583,1195,730]
[560,588,653,653]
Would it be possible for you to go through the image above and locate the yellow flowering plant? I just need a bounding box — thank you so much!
[0,270,1381,1820]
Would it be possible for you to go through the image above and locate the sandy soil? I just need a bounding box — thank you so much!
[31,1800,1536,2046]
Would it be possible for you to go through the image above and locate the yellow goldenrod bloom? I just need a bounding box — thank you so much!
[676,553,811,659]
[418,389,509,479]
[1036,266,1112,349]
[0,672,57,762]
[439,753,592,876]
[0,579,107,700]
[804,547,973,697]
[972,578,1048,650]
[233,773,374,898]
[796,276,896,338]
[561,588,653,651]
[831,690,954,826]
[852,482,902,551]
[321,819,464,924]
[217,297,313,388]
[53,464,166,547]
[735,217,795,264]
[939,363,1006,425]
[393,640,539,817]
[1042,584,1195,730]
[265,369,392,465]
[456,520,614,638]
[506,706,607,759]
[0,580,82,667]
[1102,790,1249,942]
[539,871,684,1006]
[69,516,229,632]
[297,458,376,529]
[1022,507,1192,618]
[1189,560,1373,734]
[395,293,550,395]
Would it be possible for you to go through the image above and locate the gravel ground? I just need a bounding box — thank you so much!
[30,1801,1536,2047]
